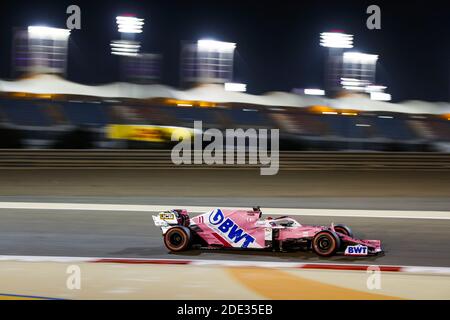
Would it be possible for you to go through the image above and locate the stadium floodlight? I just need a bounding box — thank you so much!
[370,92,391,101]
[110,40,141,56]
[343,52,378,64]
[340,78,370,86]
[197,39,236,52]
[116,16,144,33]
[28,26,71,40]
[224,82,246,92]
[342,86,364,91]
[320,32,353,48]
[304,88,325,96]
[365,85,387,93]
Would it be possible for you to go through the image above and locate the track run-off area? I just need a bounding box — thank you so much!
[0,198,449,299]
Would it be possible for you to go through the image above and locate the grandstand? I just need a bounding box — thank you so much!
[61,101,108,127]
[0,75,448,150]
[0,98,53,127]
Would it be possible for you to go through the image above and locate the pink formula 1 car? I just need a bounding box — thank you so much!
[152,207,383,257]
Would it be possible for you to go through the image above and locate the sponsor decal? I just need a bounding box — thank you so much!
[345,245,368,256]
[159,212,175,220]
[208,209,255,248]
[107,124,193,143]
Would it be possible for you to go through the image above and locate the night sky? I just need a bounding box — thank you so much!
[0,0,449,102]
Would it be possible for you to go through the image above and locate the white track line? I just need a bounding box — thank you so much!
[0,202,449,219]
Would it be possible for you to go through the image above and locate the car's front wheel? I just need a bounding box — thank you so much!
[312,231,340,257]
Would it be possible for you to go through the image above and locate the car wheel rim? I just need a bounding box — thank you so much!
[170,233,183,247]
[317,235,333,252]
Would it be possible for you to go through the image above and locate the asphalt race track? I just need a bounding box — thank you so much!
[0,197,449,267]
[1,169,449,268]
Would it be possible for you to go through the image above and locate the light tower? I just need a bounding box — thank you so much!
[12,26,71,77]
[110,15,160,83]
[181,39,236,85]
[340,52,378,92]
[111,15,144,56]
[319,31,354,96]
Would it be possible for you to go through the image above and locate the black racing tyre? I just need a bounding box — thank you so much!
[164,227,191,252]
[334,224,354,238]
[312,231,341,257]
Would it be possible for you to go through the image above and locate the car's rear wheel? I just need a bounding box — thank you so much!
[312,231,340,257]
[334,224,354,238]
[164,227,191,252]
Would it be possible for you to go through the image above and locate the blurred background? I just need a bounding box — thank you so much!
[0,0,448,151]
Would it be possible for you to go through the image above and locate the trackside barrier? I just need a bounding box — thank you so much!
[0,150,448,170]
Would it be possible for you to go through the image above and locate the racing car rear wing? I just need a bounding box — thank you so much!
[152,209,190,228]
